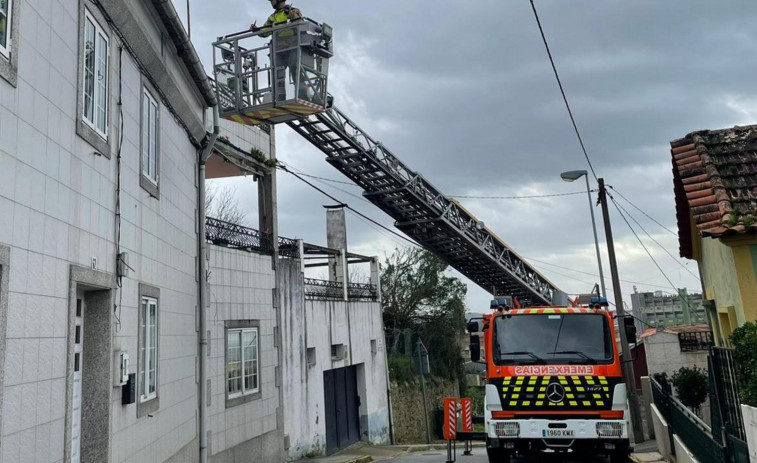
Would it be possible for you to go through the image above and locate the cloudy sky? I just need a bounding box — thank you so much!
[174,1,757,312]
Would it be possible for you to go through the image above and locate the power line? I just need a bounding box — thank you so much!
[524,256,685,290]
[609,186,678,237]
[607,194,681,295]
[450,191,593,200]
[612,197,699,280]
[529,0,598,181]
[278,164,420,247]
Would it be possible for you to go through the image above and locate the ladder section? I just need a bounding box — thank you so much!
[288,106,562,305]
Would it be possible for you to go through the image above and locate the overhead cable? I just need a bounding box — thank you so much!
[529,0,598,181]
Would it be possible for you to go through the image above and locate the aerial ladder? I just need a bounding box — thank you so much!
[212,19,567,306]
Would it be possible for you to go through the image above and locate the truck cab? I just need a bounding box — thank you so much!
[468,296,632,462]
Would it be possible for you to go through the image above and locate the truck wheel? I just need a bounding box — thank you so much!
[486,446,511,463]
[609,450,630,463]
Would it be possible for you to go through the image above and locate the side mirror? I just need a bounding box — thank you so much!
[467,320,480,334]
[623,316,637,342]
[469,335,480,362]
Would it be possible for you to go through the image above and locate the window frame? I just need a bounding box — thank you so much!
[140,84,160,192]
[136,283,160,417]
[140,296,158,402]
[227,327,260,398]
[224,320,262,408]
[0,0,13,59]
[81,8,109,141]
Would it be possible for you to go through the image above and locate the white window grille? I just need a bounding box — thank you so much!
[140,297,158,402]
[0,0,12,58]
[141,89,159,184]
[227,328,259,397]
[82,9,109,139]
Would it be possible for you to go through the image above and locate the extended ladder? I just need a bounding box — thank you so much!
[288,106,564,306]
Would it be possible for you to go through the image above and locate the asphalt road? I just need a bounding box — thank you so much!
[384,447,613,462]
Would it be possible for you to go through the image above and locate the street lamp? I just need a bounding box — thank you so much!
[560,170,606,298]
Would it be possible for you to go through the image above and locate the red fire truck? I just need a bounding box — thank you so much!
[468,296,633,462]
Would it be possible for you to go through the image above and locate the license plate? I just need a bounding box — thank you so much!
[543,429,575,438]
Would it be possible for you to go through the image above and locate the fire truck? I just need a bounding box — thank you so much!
[467,296,633,462]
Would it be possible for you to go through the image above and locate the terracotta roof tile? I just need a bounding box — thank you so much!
[671,125,757,258]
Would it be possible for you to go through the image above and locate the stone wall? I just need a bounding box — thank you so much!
[390,377,459,444]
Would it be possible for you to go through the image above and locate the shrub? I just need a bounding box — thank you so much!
[730,322,757,407]
[388,353,416,383]
[671,366,709,412]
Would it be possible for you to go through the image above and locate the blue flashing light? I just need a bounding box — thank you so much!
[590,296,609,306]
[490,297,513,309]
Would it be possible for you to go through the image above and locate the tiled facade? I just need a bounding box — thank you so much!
[206,247,284,462]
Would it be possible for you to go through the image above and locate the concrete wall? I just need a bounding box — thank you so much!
[278,258,390,459]
[0,0,207,461]
[741,404,757,463]
[650,404,672,460]
[389,378,458,444]
[644,332,709,378]
[673,434,699,463]
[206,246,284,463]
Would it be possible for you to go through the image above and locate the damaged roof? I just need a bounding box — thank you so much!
[671,124,757,258]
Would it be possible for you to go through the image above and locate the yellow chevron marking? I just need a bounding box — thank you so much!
[577,387,585,392]
[597,401,605,406]
[538,394,546,399]
[569,401,578,406]
[526,387,534,392]
[566,394,575,399]
[510,401,518,406]
[504,377,511,383]
[593,394,602,399]
[544,308,555,314]
[512,394,520,399]
[513,387,521,392]
[571,376,580,381]
[522,401,531,406]
[583,401,592,406]
[536,401,544,406]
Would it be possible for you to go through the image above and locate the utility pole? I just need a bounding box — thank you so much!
[417,339,431,445]
[597,178,645,444]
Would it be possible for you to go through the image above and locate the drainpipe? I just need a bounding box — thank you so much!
[198,106,219,463]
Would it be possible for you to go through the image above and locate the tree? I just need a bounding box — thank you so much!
[381,247,467,381]
[671,366,709,414]
[730,322,757,407]
[205,184,247,226]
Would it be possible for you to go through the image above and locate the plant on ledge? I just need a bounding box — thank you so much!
[730,322,757,407]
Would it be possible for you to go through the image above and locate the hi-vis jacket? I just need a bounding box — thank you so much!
[259,5,302,37]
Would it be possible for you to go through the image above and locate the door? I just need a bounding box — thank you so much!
[71,297,84,463]
[324,366,360,454]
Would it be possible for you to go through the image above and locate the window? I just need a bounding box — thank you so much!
[227,328,259,397]
[493,313,614,365]
[141,88,159,185]
[140,296,158,402]
[0,0,12,58]
[82,9,108,139]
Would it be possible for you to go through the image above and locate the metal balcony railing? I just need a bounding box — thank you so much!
[678,331,714,352]
[205,217,300,258]
[304,278,378,301]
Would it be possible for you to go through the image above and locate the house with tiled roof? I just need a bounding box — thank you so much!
[671,125,757,346]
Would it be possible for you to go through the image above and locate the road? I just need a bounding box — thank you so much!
[383,447,613,462]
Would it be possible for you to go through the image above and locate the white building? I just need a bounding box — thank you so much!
[0,0,286,461]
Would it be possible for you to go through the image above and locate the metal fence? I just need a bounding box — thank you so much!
[710,347,747,440]
[678,331,714,352]
[304,278,344,300]
[652,377,727,463]
[205,217,300,258]
[303,278,378,301]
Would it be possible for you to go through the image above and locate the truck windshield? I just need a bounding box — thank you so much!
[493,313,614,365]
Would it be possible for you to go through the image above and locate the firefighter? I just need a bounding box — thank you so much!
[251,0,313,101]
[250,0,303,36]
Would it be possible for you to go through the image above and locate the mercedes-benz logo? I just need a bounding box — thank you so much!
[547,383,565,403]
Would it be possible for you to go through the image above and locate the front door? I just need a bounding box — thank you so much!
[324,366,360,454]
[71,296,84,463]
